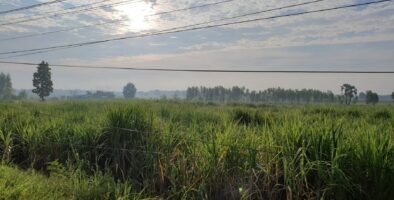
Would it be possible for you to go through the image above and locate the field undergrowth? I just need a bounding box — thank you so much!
[0,100,393,199]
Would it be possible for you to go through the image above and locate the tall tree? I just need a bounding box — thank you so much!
[392,91,394,102]
[123,82,137,99]
[0,72,13,100]
[32,61,53,101]
[341,84,357,105]
[365,90,379,105]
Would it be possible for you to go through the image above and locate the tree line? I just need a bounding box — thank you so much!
[186,86,338,104]
[0,72,27,100]
[0,61,393,104]
[187,84,390,105]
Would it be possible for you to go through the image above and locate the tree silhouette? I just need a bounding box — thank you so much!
[0,72,13,100]
[123,83,137,99]
[365,90,379,105]
[186,86,338,104]
[32,61,53,101]
[341,84,357,105]
[392,92,394,102]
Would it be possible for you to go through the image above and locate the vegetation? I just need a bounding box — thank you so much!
[392,91,394,101]
[0,72,12,100]
[32,61,53,101]
[123,83,137,99]
[186,86,337,104]
[366,90,379,105]
[0,100,393,199]
[0,73,28,101]
[341,84,357,105]
[0,164,135,200]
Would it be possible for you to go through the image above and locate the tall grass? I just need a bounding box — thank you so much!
[0,101,393,199]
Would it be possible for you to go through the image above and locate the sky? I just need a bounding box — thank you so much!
[0,0,393,94]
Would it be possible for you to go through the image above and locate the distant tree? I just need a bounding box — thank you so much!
[185,86,339,104]
[186,87,199,100]
[32,61,53,101]
[0,72,13,100]
[358,92,366,101]
[94,90,115,99]
[341,84,357,105]
[365,90,379,105]
[392,91,394,102]
[17,90,28,100]
[80,91,115,99]
[123,83,137,99]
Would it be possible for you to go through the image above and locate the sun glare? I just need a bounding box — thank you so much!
[115,1,155,32]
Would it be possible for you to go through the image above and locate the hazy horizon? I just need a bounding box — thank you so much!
[1,0,394,93]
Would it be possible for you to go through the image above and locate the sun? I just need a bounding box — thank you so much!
[115,1,156,32]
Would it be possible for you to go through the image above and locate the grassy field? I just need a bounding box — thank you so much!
[0,100,393,199]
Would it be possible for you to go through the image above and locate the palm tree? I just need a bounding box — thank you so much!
[341,84,357,105]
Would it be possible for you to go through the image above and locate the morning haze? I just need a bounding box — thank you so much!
[0,0,394,199]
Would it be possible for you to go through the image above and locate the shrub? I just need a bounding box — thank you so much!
[97,105,158,183]
[373,110,391,120]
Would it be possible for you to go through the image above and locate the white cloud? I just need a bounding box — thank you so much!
[1,0,394,93]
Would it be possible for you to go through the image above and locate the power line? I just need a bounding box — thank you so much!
[0,0,238,42]
[0,0,390,57]
[0,0,67,15]
[0,61,393,74]
[0,0,145,27]
[0,0,115,22]
[0,0,326,58]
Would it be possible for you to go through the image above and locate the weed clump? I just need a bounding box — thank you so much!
[373,110,391,120]
[232,109,271,126]
[97,105,158,182]
[347,110,362,118]
[232,109,254,125]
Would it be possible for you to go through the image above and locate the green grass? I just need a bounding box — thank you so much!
[0,100,393,199]
[0,164,136,200]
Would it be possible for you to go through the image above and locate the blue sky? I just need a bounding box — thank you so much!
[0,0,393,93]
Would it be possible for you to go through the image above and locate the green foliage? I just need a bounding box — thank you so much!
[0,72,13,100]
[347,109,362,118]
[341,83,357,105]
[366,90,379,105]
[232,108,272,126]
[0,164,135,200]
[32,61,53,101]
[232,109,254,125]
[186,86,337,104]
[98,105,157,182]
[17,90,28,100]
[373,110,391,120]
[82,90,115,99]
[0,101,393,199]
[123,83,137,99]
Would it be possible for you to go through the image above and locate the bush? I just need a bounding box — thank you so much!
[373,110,391,120]
[232,109,254,125]
[97,105,158,183]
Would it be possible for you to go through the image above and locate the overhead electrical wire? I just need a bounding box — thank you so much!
[0,0,323,42]
[0,0,67,15]
[0,60,393,73]
[0,0,390,57]
[0,0,238,41]
[0,0,115,22]
[0,0,145,27]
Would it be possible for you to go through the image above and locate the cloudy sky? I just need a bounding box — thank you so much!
[0,0,393,93]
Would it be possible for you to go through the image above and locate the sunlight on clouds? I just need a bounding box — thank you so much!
[114,1,156,32]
